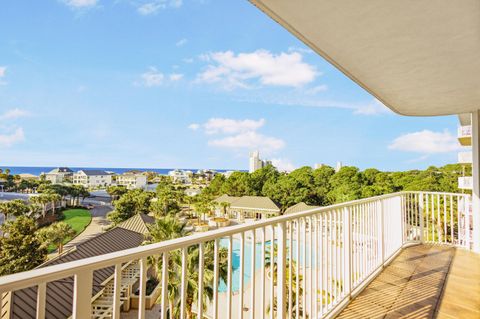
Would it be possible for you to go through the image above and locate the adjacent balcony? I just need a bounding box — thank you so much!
[458,125,472,146]
[458,151,473,164]
[0,191,476,319]
[458,176,473,190]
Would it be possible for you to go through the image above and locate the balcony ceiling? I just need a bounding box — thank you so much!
[250,0,480,116]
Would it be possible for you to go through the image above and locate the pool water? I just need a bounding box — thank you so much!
[217,238,308,292]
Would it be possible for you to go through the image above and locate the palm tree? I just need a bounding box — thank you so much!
[30,194,50,219]
[219,201,231,218]
[145,217,228,318]
[37,221,76,254]
[0,199,30,221]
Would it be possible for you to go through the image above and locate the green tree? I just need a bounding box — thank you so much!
[312,165,335,205]
[250,164,279,195]
[37,221,76,255]
[0,199,30,221]
[220,171,252,197]
[0,216,47,275]
[107,189,153,224]
[327,166,363,203]
[106,185,128,201]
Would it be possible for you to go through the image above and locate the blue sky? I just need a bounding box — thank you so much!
[0,0,466,171]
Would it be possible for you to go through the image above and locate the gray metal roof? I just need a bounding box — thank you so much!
[213,194,240,205]
[5,219,150,319]
[78,170,110,176]
[284,202,320,215]
[230,196,280,212]
[47,167,73,174]
[116,213,155,235]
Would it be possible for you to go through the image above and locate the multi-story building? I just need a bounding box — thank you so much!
[116,172,147,189]
[248,150,272,173]
[43,167,73,184]
[168,169,191,184]
[72,170,112,188]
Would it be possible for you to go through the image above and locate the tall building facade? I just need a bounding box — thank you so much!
[249,151,271,173]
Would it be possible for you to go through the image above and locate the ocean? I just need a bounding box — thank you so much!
[0,166,237,176]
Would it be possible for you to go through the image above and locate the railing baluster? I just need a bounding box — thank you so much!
[161,252,169,319]
[198,243,204,319]
[302,218,306,318]
[277,221,287,319]
[443,194,447,244]
[180,247,187,319]
[313,215,318,318]
[308,217,313,316]
[36,282,46,319]
[431,194,435,241]
[437,194,442,242]
[227,236,233,319]
[270,225,275,319]
[328,210,333,309]
[250,230,256,319]
[112,263,122,319]
[261,227,266,319]
[295,220,300,319]
[239,232,244,319]
[319,213,324,316]
[138,257,147,319]
[72,269,93,319]
[457,196,461,246]
[450,195,454,244]
[426,193,430,242]
[288,221,293,319]
[213,240,219,319]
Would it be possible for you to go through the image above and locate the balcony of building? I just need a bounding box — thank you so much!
[458,176,473,190]
[0,191,476,319]
[458,151,473,164]
[458,126,472,146]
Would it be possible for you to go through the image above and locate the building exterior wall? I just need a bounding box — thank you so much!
[116,174,147,189]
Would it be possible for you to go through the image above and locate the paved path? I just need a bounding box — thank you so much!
[48,204,113,258]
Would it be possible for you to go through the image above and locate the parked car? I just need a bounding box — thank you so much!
[86,204,95,209]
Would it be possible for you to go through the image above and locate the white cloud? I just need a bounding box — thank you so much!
[388,130,462,154]
[188,123,200,130]
[0,127,25,147]
[203,118,265,135]
[61,0,97,8]
[137,0,182,15]
[196,50,318,89]
[138,67,164,87]
[305,84,328,95]
[353,99,391,115]
[0,108,30,121]
[169,73,184,81]
[191,117,285,154]
[176,38,187,47]
[288,46,314,54]
[0,66,7,85]
[208,131,285,153]
[271,158,295,172]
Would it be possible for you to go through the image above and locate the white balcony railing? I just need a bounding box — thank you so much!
[0,191,472,319]
[458,151,472,164]
[458,176,473,190]
[458,125,472,138]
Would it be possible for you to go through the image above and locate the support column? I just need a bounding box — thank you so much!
[471,111,480,252]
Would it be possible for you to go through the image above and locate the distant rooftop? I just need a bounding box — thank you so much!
[78,169,110,176]
[47,167,73,174]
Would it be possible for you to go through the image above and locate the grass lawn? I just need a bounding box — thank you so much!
[48,208,92,253]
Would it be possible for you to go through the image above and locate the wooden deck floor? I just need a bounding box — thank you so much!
[336,244,480,319]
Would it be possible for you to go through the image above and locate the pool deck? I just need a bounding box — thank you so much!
[336,244,480,319]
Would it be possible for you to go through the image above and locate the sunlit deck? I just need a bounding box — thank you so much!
[337,244,480,319]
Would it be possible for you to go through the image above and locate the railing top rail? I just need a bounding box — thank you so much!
[0,190,467,292]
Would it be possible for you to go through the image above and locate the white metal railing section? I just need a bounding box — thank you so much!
[0,191,472,319]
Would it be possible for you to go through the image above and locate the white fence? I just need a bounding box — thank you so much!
[0,191,472,319]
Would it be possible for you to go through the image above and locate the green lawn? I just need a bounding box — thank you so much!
[48,209,92,253]
[62,209,92,235]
